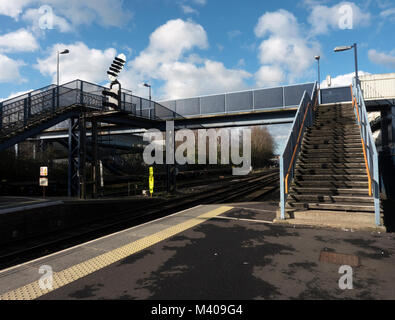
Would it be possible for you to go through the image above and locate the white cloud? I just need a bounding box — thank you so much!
[308,2,370,35]
[22,7,72,33]
[120,19,251,99]
[228,30,242,39]
[0,29,39,53]
[193,0,206,5]
[0,54,26,83]
[380,8,395,20]
[0,0,132,30]
[320,71,370,88]
[0,0,31,19]
[0,89,34,102]
[255,65,285,87]
[254,9,320,86]
[181,5,198,15]
[35,42,116,84]
[369,49,395,69]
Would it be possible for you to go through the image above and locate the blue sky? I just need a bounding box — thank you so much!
[0,0,394,152]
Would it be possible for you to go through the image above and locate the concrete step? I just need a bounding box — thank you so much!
[303,142,362,148]
[286,202,375,213]
[296,163,366,169]
[288,194,374,204]
[292,180,369,188]
[300,153,364,159]
[302,146,363,153]
[295,162,366,170]
[295,168,367,175]
[290,187,370,196]
[294,174,368,182]
[298,157,365,164]
[303,138,362,144]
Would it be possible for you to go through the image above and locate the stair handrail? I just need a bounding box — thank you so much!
[351,79,381,226]
[280,82,318,219]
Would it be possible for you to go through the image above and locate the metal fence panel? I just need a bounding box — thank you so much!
[321,86,351,104]
[226,91,253,112]
[254,87,284,110]
[284,83,314,106]
[175,98,200,116]
[201,95,225,115]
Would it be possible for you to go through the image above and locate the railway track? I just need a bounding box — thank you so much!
[0,170,279,269]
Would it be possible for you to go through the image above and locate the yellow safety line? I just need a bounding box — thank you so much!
[0,206,233,301]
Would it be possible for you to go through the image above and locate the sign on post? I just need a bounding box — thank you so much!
[40,166,48,198]
[40,167,48,177]
[40,178,49,187]
[149,167,154,197]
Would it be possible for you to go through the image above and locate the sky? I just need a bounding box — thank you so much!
[0,0,394,153]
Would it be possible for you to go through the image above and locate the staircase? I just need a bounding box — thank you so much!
[286,102,375,213]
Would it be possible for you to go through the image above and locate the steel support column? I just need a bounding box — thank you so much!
[68,117,80,197]
[79,116,87,199]
[91,120,99,199]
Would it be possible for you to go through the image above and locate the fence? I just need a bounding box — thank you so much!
[160,83,315,117]
[0,80,182,137]
[351,79,381,226]
[279,83,318,219]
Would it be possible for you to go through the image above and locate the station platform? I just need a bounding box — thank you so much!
[1,202,395,300]
[0,197,62,214]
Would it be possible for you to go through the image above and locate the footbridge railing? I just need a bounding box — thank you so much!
[351,79,381,226]
[280,83,318,219]
[0,80,182,141]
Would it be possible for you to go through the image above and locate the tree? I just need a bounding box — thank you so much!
[251,126,275,168]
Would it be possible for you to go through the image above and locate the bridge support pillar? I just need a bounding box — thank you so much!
[68,116,87,199]
[91,120,100,199]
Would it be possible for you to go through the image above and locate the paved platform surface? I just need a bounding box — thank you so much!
[0,196,63,214]
[1,202,394,300]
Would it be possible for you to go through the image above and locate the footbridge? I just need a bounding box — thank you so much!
[0,75,394,201]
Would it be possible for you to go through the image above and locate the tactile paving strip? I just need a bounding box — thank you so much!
[0,206,233,300]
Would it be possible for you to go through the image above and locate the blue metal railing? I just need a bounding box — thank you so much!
[280,82,318,219]
[351,79,381,226]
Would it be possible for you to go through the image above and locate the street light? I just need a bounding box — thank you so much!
[334,43,359,85]
[57,49,70,86]
[315,56,321,104]
[315,56,321,89]
[143,83,152,101]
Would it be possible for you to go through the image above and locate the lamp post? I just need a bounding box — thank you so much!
[315,56,321,89]
[57,49,70,86]
[143,83,152,101]
[315,55,321,104]
[334,43,359,85]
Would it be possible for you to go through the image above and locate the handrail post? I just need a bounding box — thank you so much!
[23,98,28,126]
[280,156,285,220]
[0,102,3,130]
[80,81,84,105]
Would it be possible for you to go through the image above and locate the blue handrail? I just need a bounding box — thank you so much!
[351,79,381,226]
[280,82,318,219]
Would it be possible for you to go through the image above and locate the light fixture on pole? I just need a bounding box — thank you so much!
[143,83,152,101]
[314,56,321,89]
[57,49,70,86]
[315,55,321,104]
[334,43,359,85]
[103,53,127,110]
